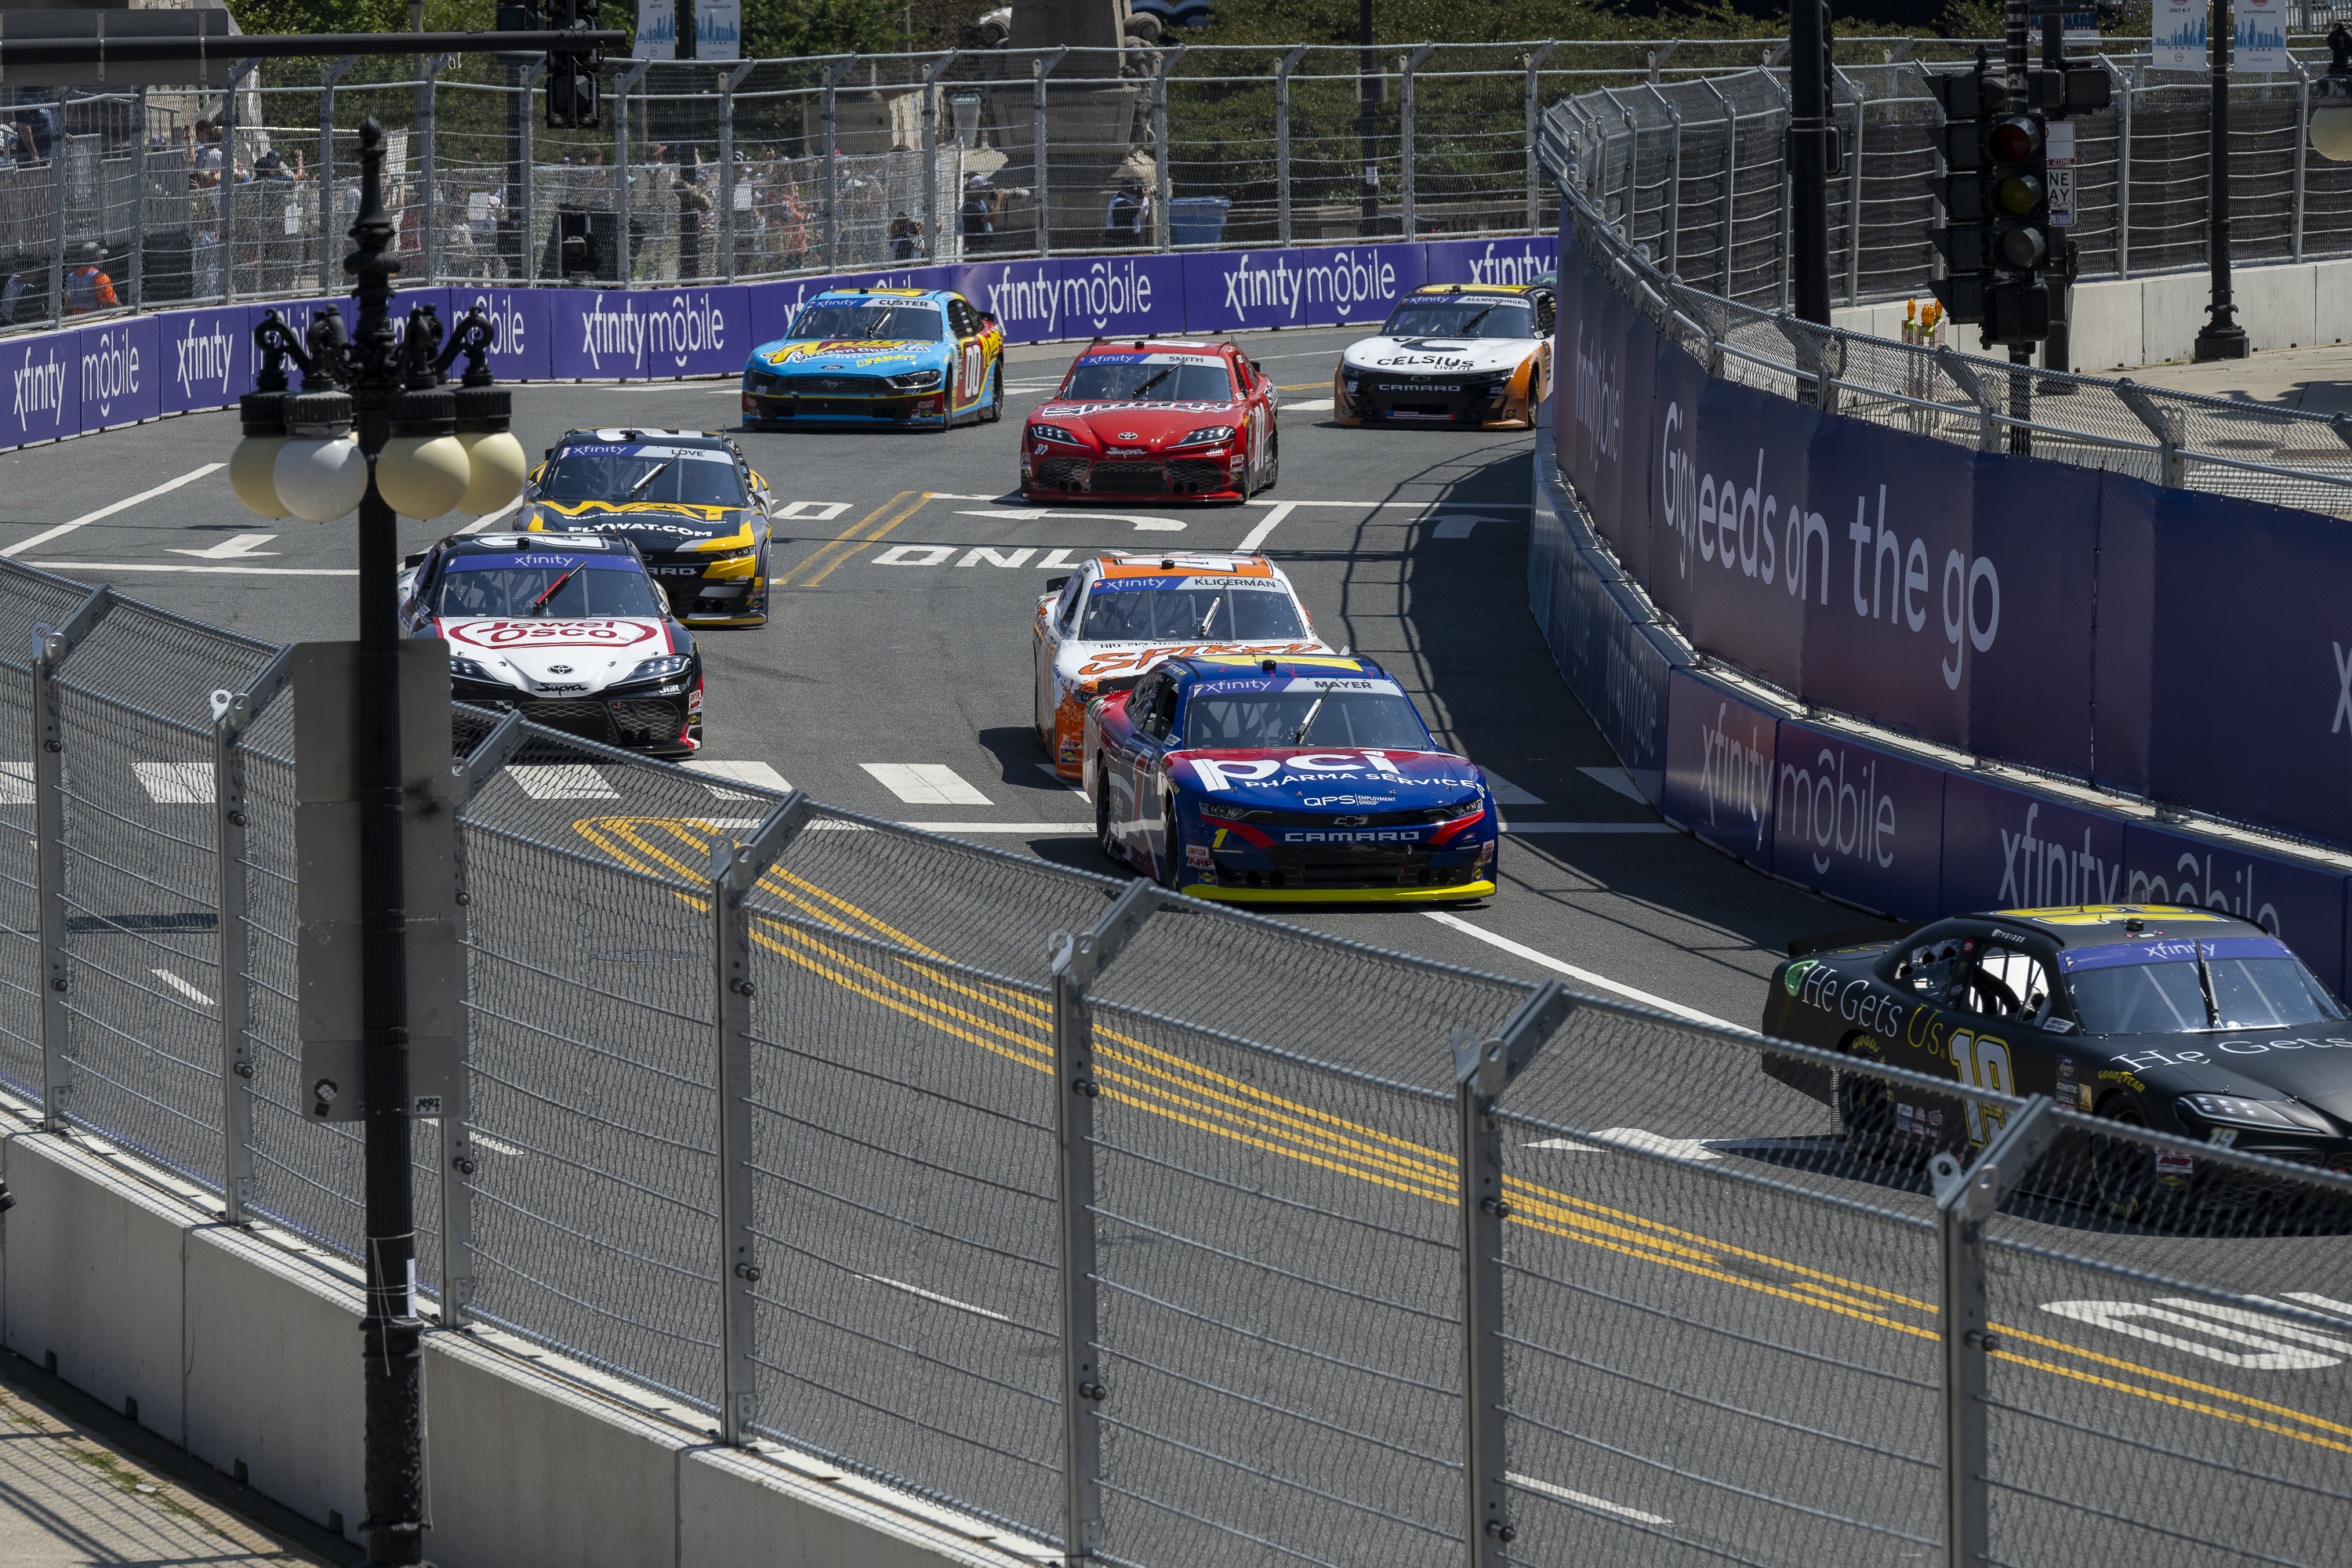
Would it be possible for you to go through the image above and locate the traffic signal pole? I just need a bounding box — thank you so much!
[2040,13,2071,376]
[1788,0,1834,328]
[2002,0,2034,452]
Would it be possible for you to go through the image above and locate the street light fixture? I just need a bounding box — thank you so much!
[2311,24,2352,162]
[228,114,523,1568]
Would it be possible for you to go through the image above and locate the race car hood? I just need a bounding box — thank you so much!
[1169,746,1490,817]
[1028,399,1242,451]
[434,616,677,695]
[1060,637,1331,684]
[751,338,949,376]
[2090,1027,2352,1130]
[522,499,753,552]
[1341,336,1538,376]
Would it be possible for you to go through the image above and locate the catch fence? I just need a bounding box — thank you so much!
[8,33,2352,334]
[2,555,2348,1564]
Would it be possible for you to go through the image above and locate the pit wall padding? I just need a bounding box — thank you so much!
[1530,400,2352,1000]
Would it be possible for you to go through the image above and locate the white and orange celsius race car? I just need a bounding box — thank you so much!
[1034,553,1332,779]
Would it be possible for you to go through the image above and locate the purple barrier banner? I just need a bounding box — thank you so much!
[1661,668,1778,867]
[950,255,1184,345]
[1598,593,1679,804]
[1180,242,1425,333]
[550,286,746,379]
[2089,471,2155,798]
[1940,774,2130,913]
[77,315,158,432]
[2122,821,2349,996]
[1770,721,1947,917]
[158,306,252,418]
[1422,234,1555,289]
[3,328,78,446]
[445,285,553,383]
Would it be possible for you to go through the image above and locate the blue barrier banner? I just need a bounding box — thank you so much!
[1771,722,1947,916]
[2121,821,2349,997]
[1940,773,2131,913]
[1180,242,1425,332]
[950,255,1184,343]
[1959,448,2099,776]
[550,286,746,379]
[76,315,158,432]
[1661,668,1778,866]
[1601,598,1679,804]
[445,285,552,383]
[158,306,252,417]
[3,328,78,445]
[1421,234,1556,289]
[2090,471,2155,798]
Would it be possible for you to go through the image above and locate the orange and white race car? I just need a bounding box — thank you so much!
[1035,553,1332,779]
[1333,281,1555,429]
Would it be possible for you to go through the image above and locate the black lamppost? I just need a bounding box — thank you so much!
[2194,0,2249,360]
[225,116,524,1568]
[1788,0,1834,327]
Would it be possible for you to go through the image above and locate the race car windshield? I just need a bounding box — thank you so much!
[432,561,668,619]
[1061,360,1235,402]
[542,452,746,506]
[784,303,945,342]
[1080,584,1305,641]
[1377,298,1535,339]
[2066,953,2345,1033]
[1182,691,1433,750]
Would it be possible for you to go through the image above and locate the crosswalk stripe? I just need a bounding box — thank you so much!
[860,764,992,806]
[683,760,791,799]
[133,761,214,804]
[1479,769,1544,806]
[507,764,620,800]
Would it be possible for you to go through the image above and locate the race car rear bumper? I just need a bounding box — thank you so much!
[1022,453,1243,501]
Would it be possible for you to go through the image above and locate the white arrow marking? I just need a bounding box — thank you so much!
[166,533,281,560]
[956,509,1185,532]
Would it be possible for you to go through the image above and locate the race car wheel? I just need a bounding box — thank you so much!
[1096,759,1122,864]
[1157,789,1184,889]
[1835,1034,1964,1171]
[1261,430,1279,494]
[981,363,1004,423]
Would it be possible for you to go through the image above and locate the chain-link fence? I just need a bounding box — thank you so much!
[3,552,2350,1564]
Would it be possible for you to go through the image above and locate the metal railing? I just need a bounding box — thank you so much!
[3,553,2349,1566]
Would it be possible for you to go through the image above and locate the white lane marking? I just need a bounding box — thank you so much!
[2039,1300,2344,1370]
[2286,1292,2352,1322]
[683,760,791,799]
[776,501,852,521]
[1479,770,1544,806]
[456,498,527,535]
[873,544,956,566]
[959,508,1186,532]
[1529,1130,1723,1163]
[474,1133,526,1157]
[1235,499,1298,553]
[1036,762,1086,794]
[151,968,216,1007]
[2,464,227,558]
[1501,822,1675,834]
[862,763,992,806]
[18,562,358,576]
[133,761,214,804]
[1243,499,1534,510]
[1282,397,1335,412]
[863,1274,1014,1323]
[1508,1472,1673,1526]
[166,532,279,560]
[507,764,619,800]
[807,820,1088,834]
[924,492,1006,501]
[0,764,31,806]
[1430,516,1483,538]
[1035,547,1093,570]
[1580,765,1649,804]
[962,547,1036,568]
[1422,911,1737,1029]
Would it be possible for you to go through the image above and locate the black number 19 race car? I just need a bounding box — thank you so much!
[1760,903,2352,1198]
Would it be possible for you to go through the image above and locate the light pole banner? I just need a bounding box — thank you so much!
[632,0,676,60]
[2233,0,2291,71]
[2153,0,2207,68]
[694,0,740,61]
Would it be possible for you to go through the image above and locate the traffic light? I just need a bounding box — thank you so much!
[545,0,601,129]
[1924,58,2053,348]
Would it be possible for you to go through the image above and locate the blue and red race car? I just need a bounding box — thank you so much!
[1081,653,1498,902]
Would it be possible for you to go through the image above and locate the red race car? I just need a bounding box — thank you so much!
[1020,339,1280,503]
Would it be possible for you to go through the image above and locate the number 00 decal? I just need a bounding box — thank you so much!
[963,343,983,399]
[1954,1031,2013,1145]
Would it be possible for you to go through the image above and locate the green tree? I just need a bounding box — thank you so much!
[739,0,906,57]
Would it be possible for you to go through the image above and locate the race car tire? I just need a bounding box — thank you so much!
[1835,1033,1964,1171]
[1261,430,1279,494]
[1096,760,1121,864]
[981,363,1004,423]
[1157,789,1184,889]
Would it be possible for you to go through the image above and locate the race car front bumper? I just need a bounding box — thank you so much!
[1334,370,1531,429]
[454,683,701,757]
[1022,452,1243,501]
[1188,834,1497,902]
[644,553,767,626]
[741,376,951,426]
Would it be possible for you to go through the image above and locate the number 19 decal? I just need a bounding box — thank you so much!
[1954,1031,2013,1145]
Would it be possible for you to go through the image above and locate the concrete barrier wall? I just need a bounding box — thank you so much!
[0,1115,1042,1567]
[1831,257,2352,370]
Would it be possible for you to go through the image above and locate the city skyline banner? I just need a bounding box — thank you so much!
[2154,0,2206,68]
[2234,0,2291,71]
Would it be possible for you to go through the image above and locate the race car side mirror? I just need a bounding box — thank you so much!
[402,551,426,568]
[1045,575,1069,591]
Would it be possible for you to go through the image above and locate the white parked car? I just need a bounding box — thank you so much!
[1033,553,1332,779]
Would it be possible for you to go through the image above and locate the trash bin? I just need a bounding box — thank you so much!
[1164,196,1232,247]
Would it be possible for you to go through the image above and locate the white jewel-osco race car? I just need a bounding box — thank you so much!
[1333,282,1555,430]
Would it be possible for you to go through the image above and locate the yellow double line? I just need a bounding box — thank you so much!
[770,490,933,590]
[568,815,2352,1457]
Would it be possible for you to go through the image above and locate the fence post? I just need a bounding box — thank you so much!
[1153,46,1186,252]
[718,60,756,283]
[1524,43,1559,235]
[2114,379,2190,488]
[1049,877,1157,1561]
[48,96,67,327]
[220,61,256,306]
[419,54,455,285]
[1763,70,1790,310]
[1643,85,1680,274]
[2292,58,2310,263]
[613,59,652,286]
[129,88,149,310]
[517,56,546,285]
[1935,346,2002,454]
[921,51,961,263]
[318,56,357,294]
[29,588,110,1132]
[1399,43,1435,238]
[209,648,290,1223]
[2114,60,2132,280]
[1701,77,1736,295]
[1457,982,1573,1565]
[1033,48,1067,258]
[820,55,856,270]
[1842,72,1864,305]
[710,791,810,1446]
[1933,1097,2058,1568]
[1277,45,1307,246]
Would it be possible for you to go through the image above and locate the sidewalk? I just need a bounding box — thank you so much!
[0,1348,353,1567]
[2123,340,2352,417]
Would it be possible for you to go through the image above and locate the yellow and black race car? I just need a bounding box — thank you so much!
[516,428,774,628]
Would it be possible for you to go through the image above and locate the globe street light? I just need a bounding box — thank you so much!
[227,114,522,1568]
[2311,24,2352,163]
